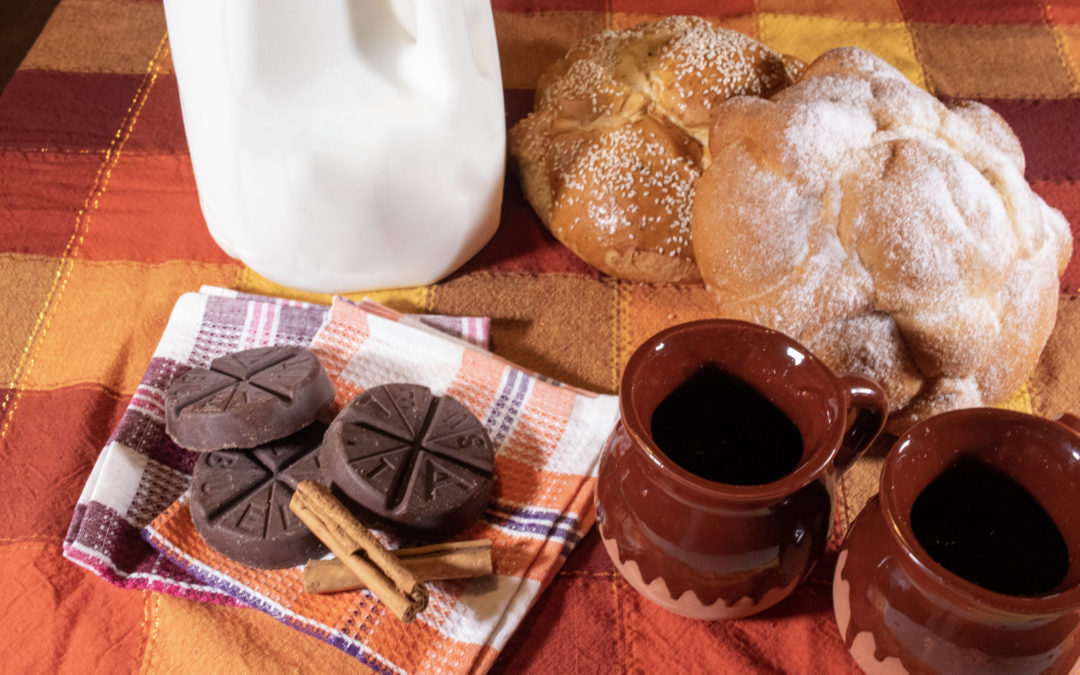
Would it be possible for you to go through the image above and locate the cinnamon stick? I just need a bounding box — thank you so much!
[289,480,428,622]
[304,539,494,594]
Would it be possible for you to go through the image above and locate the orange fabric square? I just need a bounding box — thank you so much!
[143,593,361,673]
[1048,3,1080,24]
[912,24,1074,98]
[0,542,145,674]
[147,499,511,673]
[619,282,722,373]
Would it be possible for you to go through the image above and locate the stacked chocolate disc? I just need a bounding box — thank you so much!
[165,346,495,570]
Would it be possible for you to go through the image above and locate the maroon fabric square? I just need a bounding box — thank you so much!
[124,74,188,154]
[0,71,142,150]
[898,0,1045,24]
[966,98,1080,182]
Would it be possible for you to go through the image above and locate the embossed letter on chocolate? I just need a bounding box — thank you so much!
[321,384,495,538]
[189,423,329,569]
[165,346,335,451]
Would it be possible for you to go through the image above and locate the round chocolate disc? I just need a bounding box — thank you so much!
[165,346,334,452]
[321,384,495,538]
[189,423,329,569]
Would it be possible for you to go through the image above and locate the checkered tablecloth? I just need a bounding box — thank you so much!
[3,1,1079,672]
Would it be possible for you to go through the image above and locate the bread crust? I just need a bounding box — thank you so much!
[509,16,802,282]
[690,47,1073,432]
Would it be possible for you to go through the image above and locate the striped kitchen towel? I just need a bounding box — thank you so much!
[143,295,620,674]
[63,287,490,601]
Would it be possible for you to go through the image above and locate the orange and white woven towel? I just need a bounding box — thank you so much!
[145,295,620,674]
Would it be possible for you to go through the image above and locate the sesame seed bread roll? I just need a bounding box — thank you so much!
[509,16,803,282]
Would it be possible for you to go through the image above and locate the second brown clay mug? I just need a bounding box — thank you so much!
[834,408,1080,674]
[595,319,888,620]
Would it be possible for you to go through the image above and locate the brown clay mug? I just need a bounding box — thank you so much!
[595,319,888,620]
[834,408,1080,674]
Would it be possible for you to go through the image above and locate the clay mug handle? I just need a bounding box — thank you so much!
[832,373,889,473]
[1055,412,1080,437]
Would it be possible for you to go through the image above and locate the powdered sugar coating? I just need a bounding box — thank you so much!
[692,47,1072,432]
[509,16,801,282]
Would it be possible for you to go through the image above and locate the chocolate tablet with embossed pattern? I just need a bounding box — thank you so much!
[165,346,334,452]
[189,423,329,569]
[320,384,494,538]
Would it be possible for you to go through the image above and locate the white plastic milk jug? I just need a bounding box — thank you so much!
[163,0,505,293]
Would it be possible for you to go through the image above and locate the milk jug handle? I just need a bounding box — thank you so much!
[832,373,889,474]
[415,0,475,72]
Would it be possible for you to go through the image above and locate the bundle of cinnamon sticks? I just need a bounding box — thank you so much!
[289,481,493,623]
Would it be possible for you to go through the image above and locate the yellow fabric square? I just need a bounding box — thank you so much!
[758,13,926,89]
[0,255,62,388]
[1000,383,1034,415]
[1051,24,1080,95]
[758,0,903,23]
[236,266,430,314]
[22,259,240,393]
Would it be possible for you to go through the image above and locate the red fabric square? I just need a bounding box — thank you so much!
[0,151,102,257]
[0,387,128,540]
[77,153,235,264]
